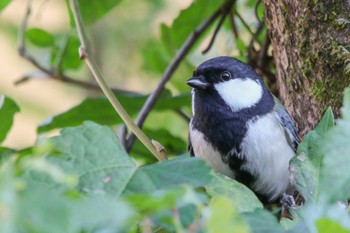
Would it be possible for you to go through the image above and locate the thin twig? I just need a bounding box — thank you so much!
[228,10,239,39]
[257,32,270,68]
[69,0,165,161]
[248,21,264,62]
[202,7,229,54]
[17,0,135,95]
[126,0,235,151]
[232,7,254,36]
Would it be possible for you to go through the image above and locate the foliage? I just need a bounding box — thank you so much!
[1,0,350,232]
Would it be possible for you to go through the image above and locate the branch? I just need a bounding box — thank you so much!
[247,21,264,62]
[69,0,166,161]
[17,0,135,95]
[126,0,235,151]
[228,10,239,39]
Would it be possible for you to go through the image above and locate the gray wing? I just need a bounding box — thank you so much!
[273,96,300,152]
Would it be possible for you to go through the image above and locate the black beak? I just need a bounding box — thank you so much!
[186,75,209,90]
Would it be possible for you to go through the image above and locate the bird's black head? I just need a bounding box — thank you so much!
[187,56,271,112]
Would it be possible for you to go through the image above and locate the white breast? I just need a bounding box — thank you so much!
[189,122,235,178]
[240,112,295,200]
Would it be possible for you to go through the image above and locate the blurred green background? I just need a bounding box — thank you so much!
[0,0,258,150]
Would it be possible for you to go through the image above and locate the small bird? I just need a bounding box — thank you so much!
[187,56,299,204]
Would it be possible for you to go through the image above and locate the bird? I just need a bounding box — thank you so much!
[187,56,299,204]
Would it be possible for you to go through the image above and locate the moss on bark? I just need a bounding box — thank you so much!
[264,0,350,136]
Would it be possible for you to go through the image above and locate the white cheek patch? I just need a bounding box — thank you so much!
[214,78,263,111]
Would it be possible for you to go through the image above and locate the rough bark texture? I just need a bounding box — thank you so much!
[263,0,350,137]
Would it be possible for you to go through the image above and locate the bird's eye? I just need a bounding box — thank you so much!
[220,71,231,81]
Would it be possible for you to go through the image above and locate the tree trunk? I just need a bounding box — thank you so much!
[263,0,350,137]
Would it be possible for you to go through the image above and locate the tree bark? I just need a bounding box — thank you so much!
[263,0,350,137]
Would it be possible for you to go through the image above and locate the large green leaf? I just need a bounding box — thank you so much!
[37,92,190,133]
[17,189,135,233]
[29,122,211,197]
[319,89,350,202]
[206,173,263,212]
[26,121,136,196]
[123,155,212,194]
[0,95,20,144]
[290,108,334,203]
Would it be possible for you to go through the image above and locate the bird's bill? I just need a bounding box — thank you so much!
[186,76,209,90]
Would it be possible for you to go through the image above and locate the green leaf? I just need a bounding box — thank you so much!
[125,187,186,214]
[38,92,190,133]
[26,121,136,196]
[142,38,171,74]
[68,0,123,26]
[317,218,350,233]
[50,35,82,71]
[51,121,135,196]
[70,195,136,231]
[290,107,334,203]
[319,119,350,202]
[0,160,17,233]
[341,88,350,120]
[206,173,263,212]
[19,189,71,233]
[243,209,285,233]
[30,122,211,197]
[319,89,350,202]
[25,28,54,47]
[123,156,213,194]
[18,188,136,232]
[0,95,20,144]
[297,107,334,162]
[300,202,350,233]
[0,0,11,11]
[206,197,249,233]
